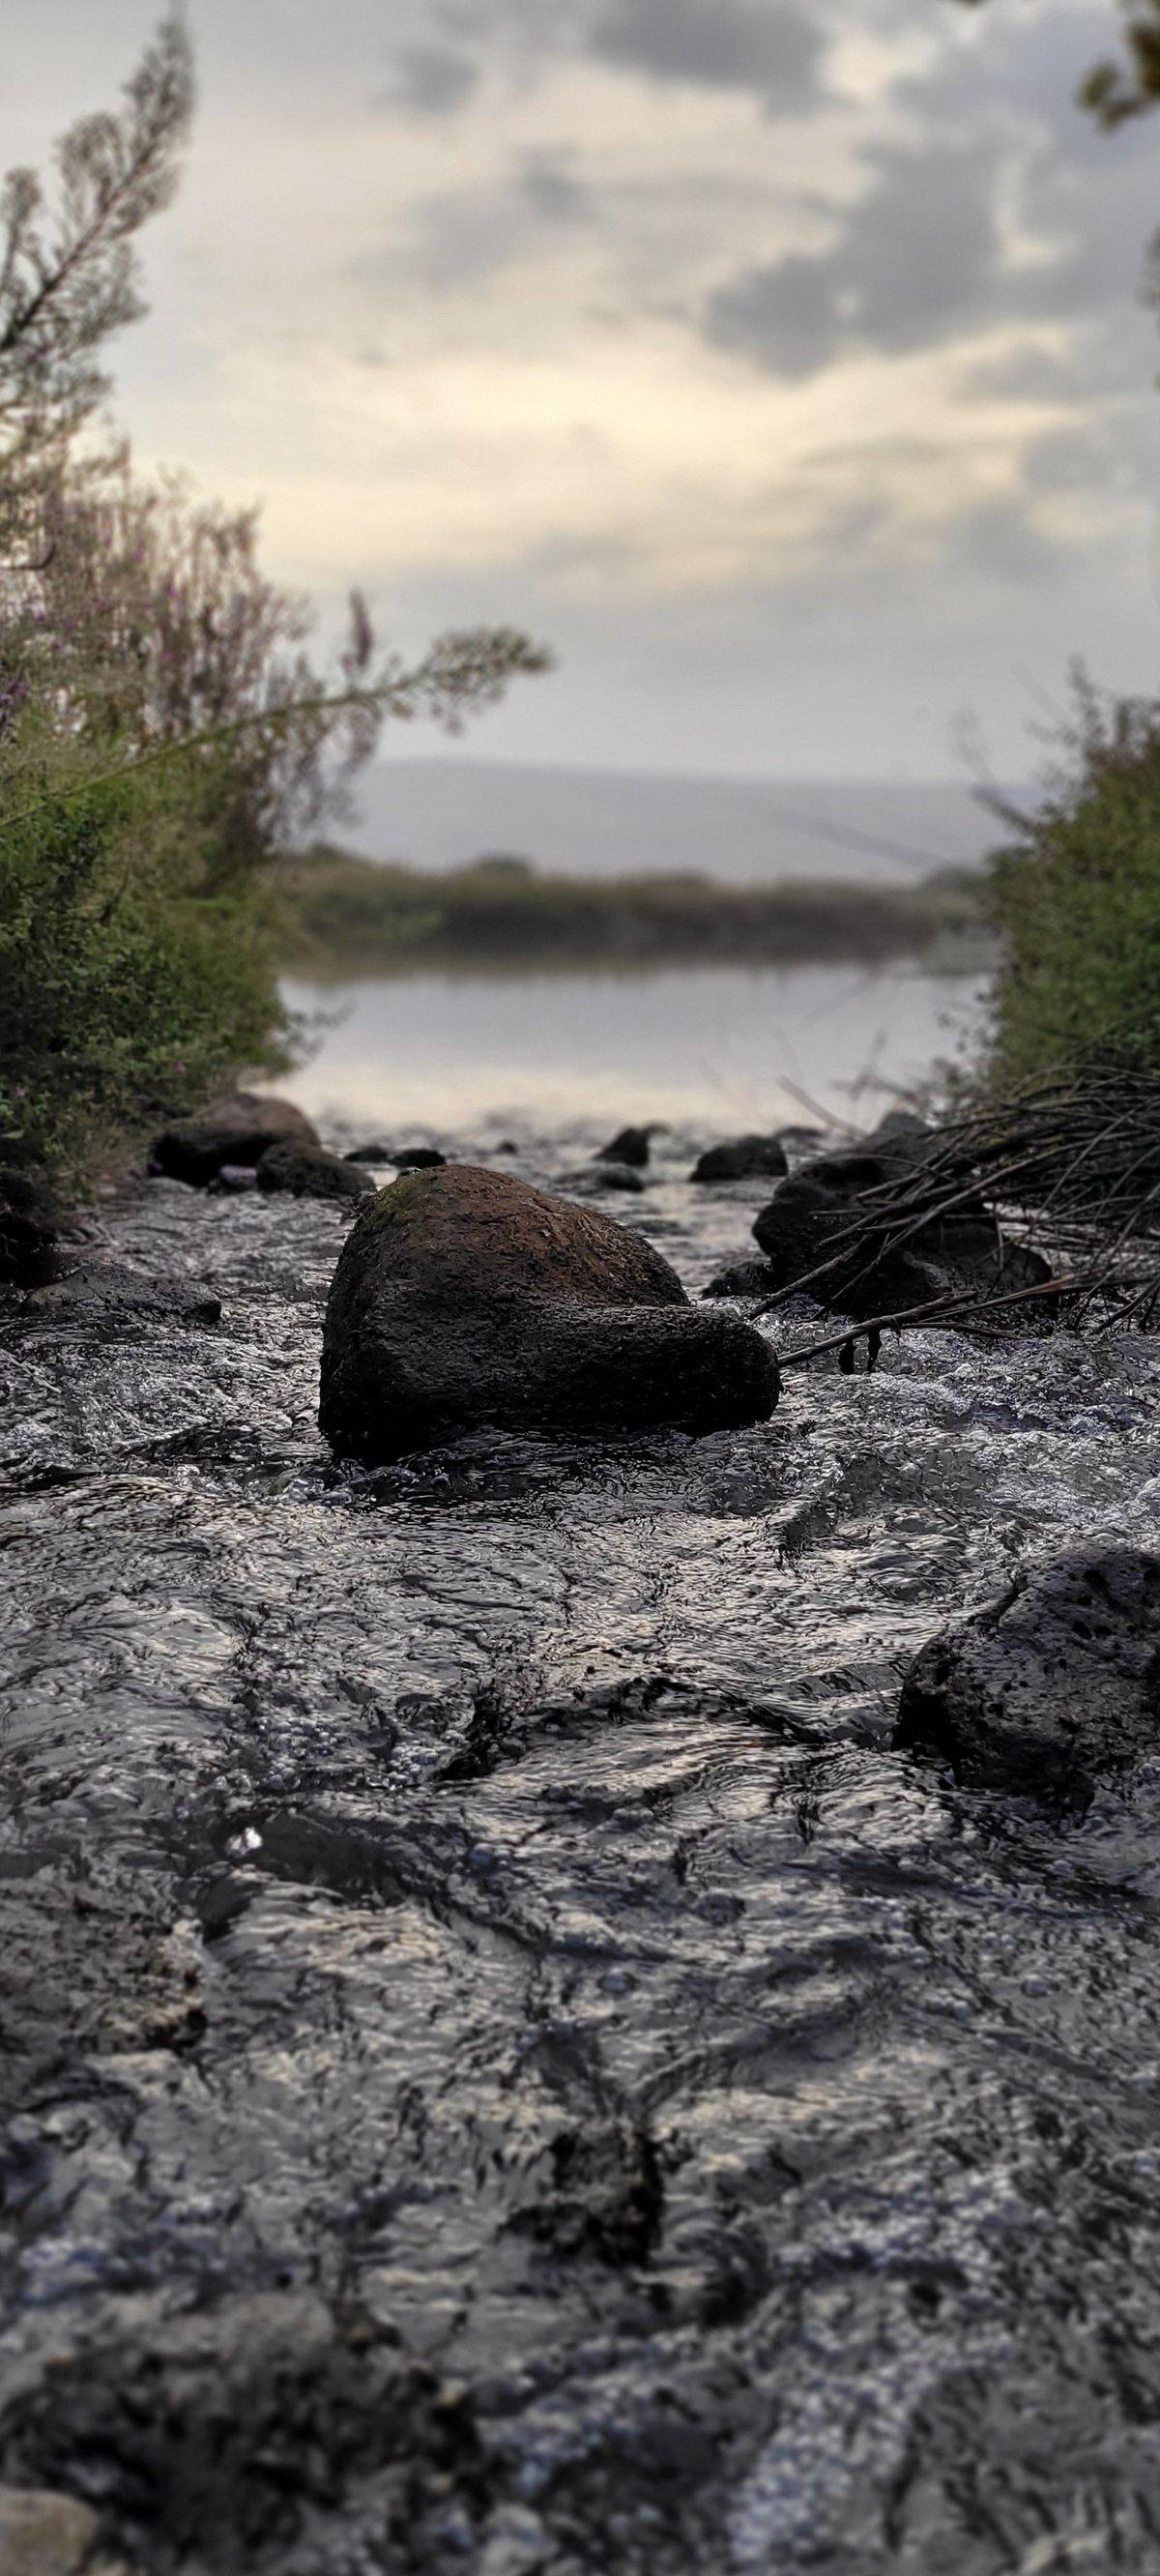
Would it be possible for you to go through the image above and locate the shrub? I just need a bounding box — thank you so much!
[0,760,288,1190]
[982,669,1160,1083]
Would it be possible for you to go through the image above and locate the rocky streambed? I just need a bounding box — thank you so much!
[4,1122,1160,2574]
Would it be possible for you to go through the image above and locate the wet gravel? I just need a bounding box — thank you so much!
[3,1125,1160,2573]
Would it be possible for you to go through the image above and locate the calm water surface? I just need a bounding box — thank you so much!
[280,962,988,1135]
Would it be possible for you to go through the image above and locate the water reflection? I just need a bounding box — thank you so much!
[281,960,988,1133]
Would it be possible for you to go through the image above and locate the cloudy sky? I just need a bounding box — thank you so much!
[3,0,1160,776]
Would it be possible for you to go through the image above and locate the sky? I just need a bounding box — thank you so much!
[2,0,1160,778]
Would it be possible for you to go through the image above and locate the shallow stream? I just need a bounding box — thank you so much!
[4,1119,1160,2573]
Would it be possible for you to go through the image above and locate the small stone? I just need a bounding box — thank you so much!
[595,1126,659,1169]
[689,1134,789,1185]
[150,1091,318,1187]
[0,2487,100,2576]
[702,1260,778,1300]
[255,1141,376,1201]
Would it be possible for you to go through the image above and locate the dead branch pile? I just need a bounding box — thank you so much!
[766,1070,1160,1367]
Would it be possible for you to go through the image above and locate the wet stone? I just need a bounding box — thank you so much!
[22,1260,221,1330]
[318,1162,778,1462]
[255,1139,376,1200]
[595,1127,658,1169]
[150,1090,318,1187]
[689,1134,789,1186]
[896,1545,1160,1805]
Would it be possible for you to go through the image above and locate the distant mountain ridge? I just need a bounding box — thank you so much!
[345,757,1025,888]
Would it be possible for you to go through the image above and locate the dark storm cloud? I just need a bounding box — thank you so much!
[705,142,1006,378]
[385,45,480,115]
[588,0,823,104]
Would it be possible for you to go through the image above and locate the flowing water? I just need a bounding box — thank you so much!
[5,1068,1160,2572]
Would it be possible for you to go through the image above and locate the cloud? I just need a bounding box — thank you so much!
[519,154,594,225]
[589,0,824,105]
[358,156,595,296]
[386,45,480,116]
[704,141,1007,378]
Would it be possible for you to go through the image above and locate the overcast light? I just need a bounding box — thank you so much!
[3,0,1159,775]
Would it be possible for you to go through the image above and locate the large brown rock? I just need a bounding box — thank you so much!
[151,1092,318,1188]
[319,1164,779,1463]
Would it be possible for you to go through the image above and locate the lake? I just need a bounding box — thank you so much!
[280,959,989,1140]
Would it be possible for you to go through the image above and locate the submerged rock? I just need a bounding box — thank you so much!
[751,1111,1050,1319]
[150,1091,318,1187]
[255,1141,375,1201]
[391,1146,447,1171]
[319,1163,778,1462]
[23,1260,221,1329]
[896,1548,1160,1804]
[690,1134,789,1186]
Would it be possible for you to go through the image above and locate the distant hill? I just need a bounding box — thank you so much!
[344,757,1025,888]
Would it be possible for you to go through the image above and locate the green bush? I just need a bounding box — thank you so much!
[0,758,288,1189]
[984,676,1160,1083]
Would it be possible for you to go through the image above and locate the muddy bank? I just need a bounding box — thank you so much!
[3,1125,1160,2573]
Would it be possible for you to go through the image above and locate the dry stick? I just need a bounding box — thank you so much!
[774,1272,1081,1370]
[756,1150,1048,1316]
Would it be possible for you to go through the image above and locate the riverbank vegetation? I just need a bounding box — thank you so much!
[978,671,1160,1085]
[279,844,988,975]
[0,16,546,1196]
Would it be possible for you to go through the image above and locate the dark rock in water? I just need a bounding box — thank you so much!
[342,1142,393,1163]
[690,1135,789,1186]
[0,2289,464,2561]
[896,1549,1160,1805]
[596,1126,660,1169]
[495,1138,519,1155]
[392,1146,447,1171]
[23,1260,221,1329]
[319,1163,778,1463]
[151,1092,318,1187]
[564,1161,646,1195]
[752,1110,1051,1319]
[0,1168,60,1286]
[255,1141,375,1201]
[702,1259,779,1299]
